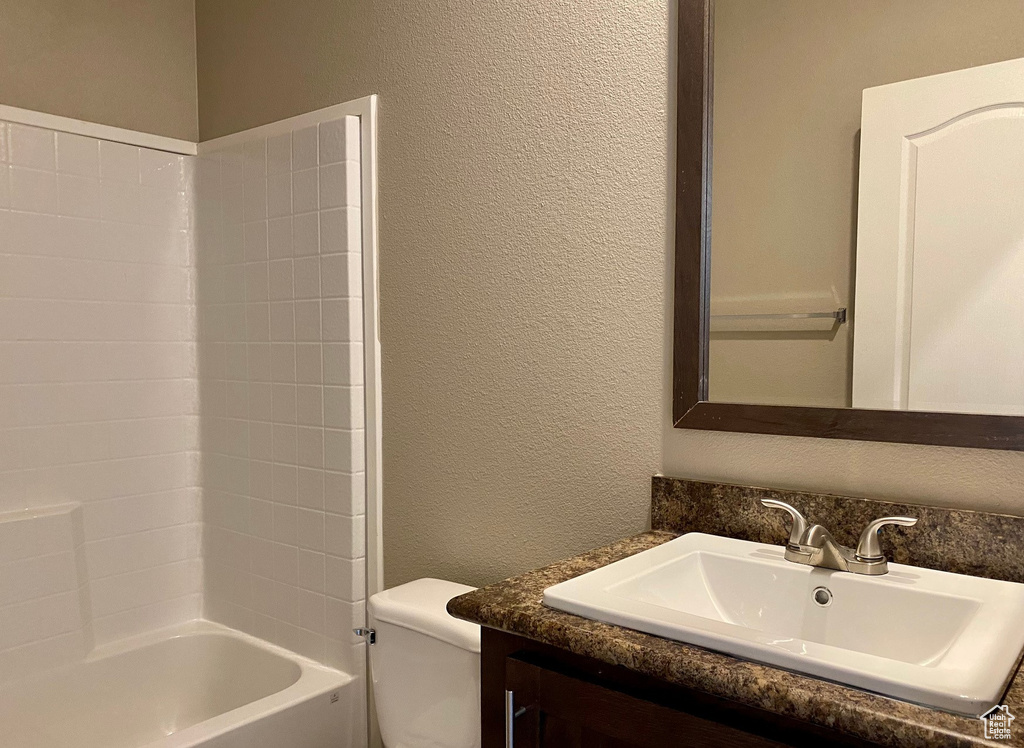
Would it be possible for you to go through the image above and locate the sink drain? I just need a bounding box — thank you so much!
[812,586,833,607]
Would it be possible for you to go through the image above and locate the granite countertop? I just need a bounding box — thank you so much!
[448,530,1023,748]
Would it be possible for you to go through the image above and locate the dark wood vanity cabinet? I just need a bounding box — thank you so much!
[482,629,878,748]
[502,656,788,748]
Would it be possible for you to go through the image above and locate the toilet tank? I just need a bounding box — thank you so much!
[368,579,481,748]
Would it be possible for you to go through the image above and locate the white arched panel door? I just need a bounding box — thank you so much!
[852,57,1024,415]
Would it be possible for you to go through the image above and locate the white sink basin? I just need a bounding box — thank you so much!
[543,533,1024,715]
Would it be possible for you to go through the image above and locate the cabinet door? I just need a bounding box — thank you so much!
[504,657,789,748]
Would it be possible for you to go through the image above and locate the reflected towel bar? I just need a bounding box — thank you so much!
[710,308,847,324]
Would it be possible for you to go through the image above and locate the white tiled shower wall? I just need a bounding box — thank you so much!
[197,116,367,677]
[0,122,201,679]
[0,113,368,684]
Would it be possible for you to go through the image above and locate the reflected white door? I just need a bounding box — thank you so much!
[852,57,1024,415]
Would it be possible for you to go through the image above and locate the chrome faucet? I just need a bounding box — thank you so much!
[761,499,917,576]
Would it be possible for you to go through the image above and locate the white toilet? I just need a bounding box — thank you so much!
[368,578,482,748]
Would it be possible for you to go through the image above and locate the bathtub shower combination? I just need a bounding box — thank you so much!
[0,622,352,748]
[0,98,379,747]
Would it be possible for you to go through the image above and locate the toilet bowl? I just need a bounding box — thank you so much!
[368,578,481,748]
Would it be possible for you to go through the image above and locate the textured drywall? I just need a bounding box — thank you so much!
[661,428,1024,518]
[197,1,1024,587]
[197,0,667,587]
[0,0,197,140]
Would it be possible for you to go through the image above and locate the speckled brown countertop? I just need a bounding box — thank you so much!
[449,478,1024,748]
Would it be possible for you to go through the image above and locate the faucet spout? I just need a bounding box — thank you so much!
[795,525,854,572]
[760,499,918,576]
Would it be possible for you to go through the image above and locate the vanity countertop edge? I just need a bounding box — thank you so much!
[447,530,1022,748]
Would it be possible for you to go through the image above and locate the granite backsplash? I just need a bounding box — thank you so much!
[652,476,1024,584]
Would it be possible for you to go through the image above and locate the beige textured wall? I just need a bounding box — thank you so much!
[0,0,198,140]
[196,1,1024,588]
[709,0,1024,407]
[197,0,668,587]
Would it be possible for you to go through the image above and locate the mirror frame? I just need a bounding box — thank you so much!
[672,0,1024,451]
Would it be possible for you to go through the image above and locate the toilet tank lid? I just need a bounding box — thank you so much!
[369,578,481,653]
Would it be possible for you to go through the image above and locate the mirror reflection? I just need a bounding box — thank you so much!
[708,0,1024,415]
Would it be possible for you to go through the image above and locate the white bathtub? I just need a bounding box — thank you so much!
[0,621,361,748]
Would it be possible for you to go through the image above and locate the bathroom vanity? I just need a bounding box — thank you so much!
[480,621,856,748]
[448,478,1024,747]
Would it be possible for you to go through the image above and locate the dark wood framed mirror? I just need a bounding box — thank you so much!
[672,0,1024,450]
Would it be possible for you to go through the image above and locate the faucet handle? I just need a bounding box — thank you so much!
[760,499,810,548]
[855,516,918,561]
